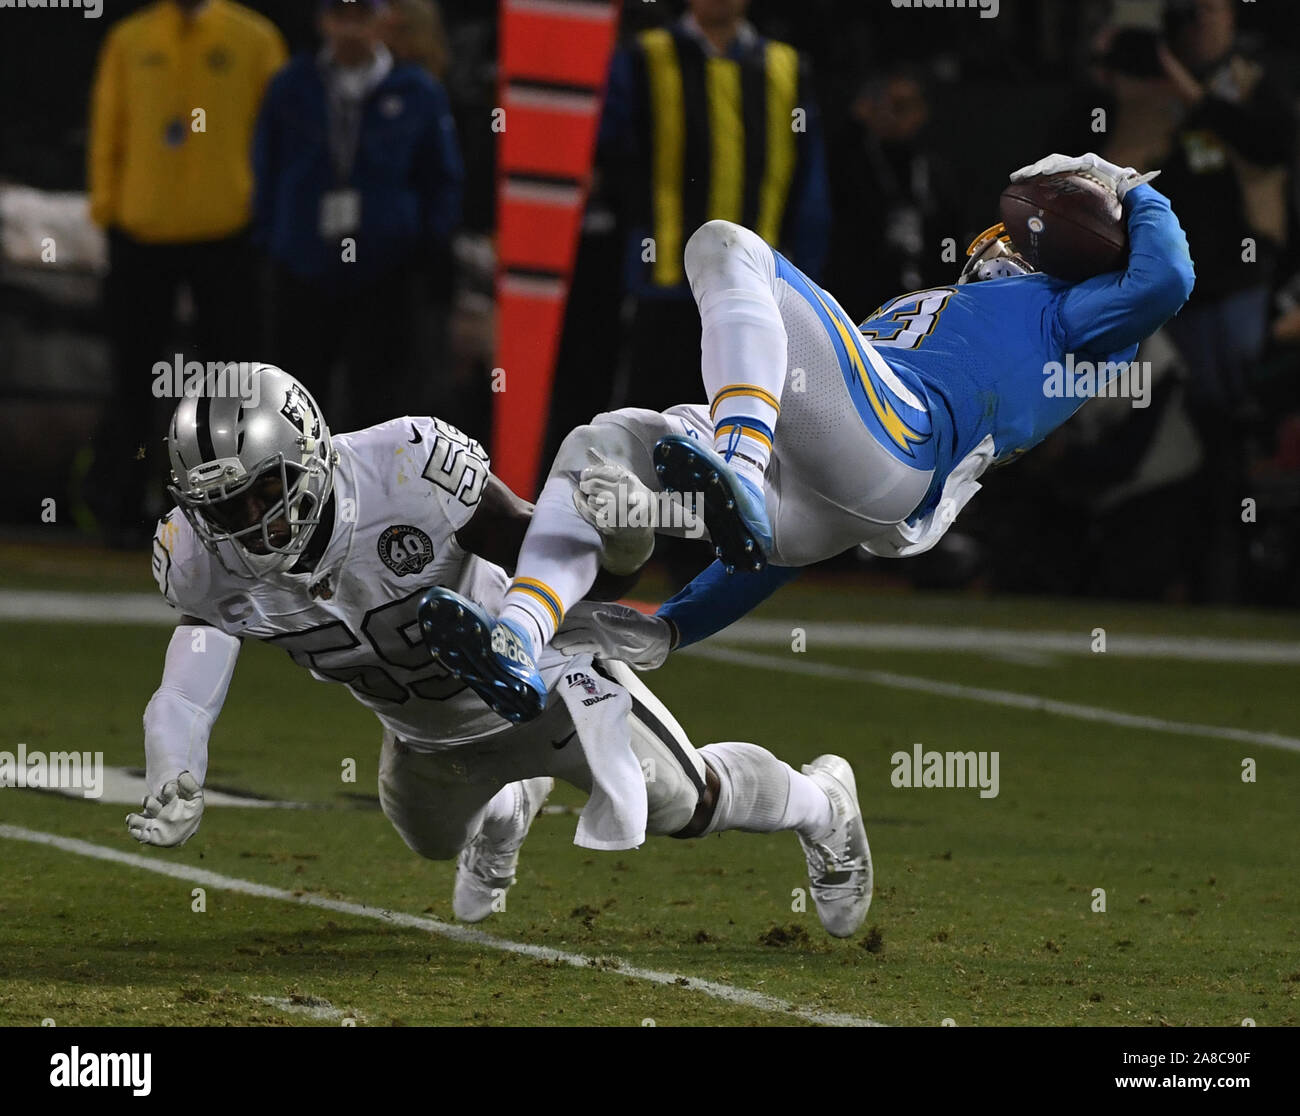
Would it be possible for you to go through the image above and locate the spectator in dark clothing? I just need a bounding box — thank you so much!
[597,0,830,414]
[255,0,463,431]
[1156,0,1293,317]
[1154,0,1294,602]
[1091,0,1293,602]
[826,66,964,324]
[380,0,457,419]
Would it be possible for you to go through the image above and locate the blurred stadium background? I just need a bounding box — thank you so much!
[1,0,1298,605]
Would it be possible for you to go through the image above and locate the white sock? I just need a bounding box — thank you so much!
[685,223,788,481]
[477,783,519,844]
[698,741,834,840]
[498,476,601,658]
[716,440,766,491]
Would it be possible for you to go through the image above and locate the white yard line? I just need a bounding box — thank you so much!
[683,646,1300,754]
[3,589,1298,664]
[0,590,174,625]
[0,824,883,1028]
[13,766,314,809]
[708,619,1300,664]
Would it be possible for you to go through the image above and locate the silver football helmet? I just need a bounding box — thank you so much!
[958,222,1037,285]
[166,364,338,578]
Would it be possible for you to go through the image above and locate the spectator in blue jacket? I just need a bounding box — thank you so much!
[254,0,463,429]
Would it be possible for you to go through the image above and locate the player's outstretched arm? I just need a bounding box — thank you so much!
[657,559,803,650]
[128,618,240,848]
[1052,183,1196,356]
[553,559,800,669]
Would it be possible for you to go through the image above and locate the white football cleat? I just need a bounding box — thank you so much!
[453,777,553,923]
[797,755,873,938]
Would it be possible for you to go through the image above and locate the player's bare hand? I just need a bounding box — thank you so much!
[572,450,656,576]
[126,771,205,847]
[554,601,672,670]
[1009,153,1159,199]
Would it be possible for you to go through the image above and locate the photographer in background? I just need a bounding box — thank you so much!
[1096,0,1295,603]
[1156,0,1294,605]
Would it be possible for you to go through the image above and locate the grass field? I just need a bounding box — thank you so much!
[2,543,1298,1026]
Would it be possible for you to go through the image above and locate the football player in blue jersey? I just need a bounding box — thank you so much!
[419,153,1194,717]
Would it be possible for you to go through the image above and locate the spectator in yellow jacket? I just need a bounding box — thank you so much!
[86,0,286,546]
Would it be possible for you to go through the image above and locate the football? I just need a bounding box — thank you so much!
[998,171,1128,281]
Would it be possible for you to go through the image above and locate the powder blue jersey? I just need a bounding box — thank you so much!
[858,183,1194,516]
[657,185,1195,649]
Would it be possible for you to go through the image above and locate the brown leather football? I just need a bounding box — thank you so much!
[998,172,1128,282]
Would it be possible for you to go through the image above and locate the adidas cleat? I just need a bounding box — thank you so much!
[797,754,873,938]
[417,588,547,723]
[453,777,553,922]
[652,435,772,572]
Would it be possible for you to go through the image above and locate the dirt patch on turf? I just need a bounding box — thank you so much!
[759,923,811,947]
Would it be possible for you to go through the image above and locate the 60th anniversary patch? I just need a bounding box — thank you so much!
[377,525,434,576]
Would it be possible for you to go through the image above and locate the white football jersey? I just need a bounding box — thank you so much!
[152,415,534,748]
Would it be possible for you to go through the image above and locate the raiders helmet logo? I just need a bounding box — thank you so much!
[280,385,320,438]
[378,525,434,576]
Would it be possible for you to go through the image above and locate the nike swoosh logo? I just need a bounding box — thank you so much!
[409,425,423,444]
[550,730,578,750]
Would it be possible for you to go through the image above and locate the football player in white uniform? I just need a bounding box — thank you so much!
[129,365,873,938]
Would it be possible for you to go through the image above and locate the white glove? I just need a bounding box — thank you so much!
[553,601,673,670]
[126,771,205,847]
[571,450,656,577]
[1009,152,1160,200]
